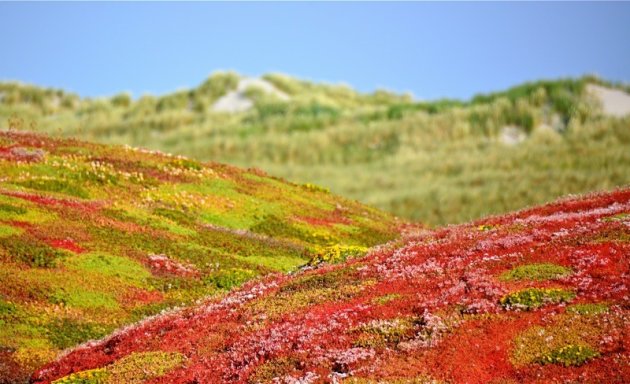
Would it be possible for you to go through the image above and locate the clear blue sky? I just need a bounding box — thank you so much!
[1,2,629,100]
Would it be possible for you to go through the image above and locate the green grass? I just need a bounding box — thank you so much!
[500,263,572,281]
[3,74,629,225]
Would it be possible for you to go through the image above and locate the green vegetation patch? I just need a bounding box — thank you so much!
[248,270,372,320]
[511,312,617,367]
[0,222,22,237]
[0,235,67,267]
[0,202,27,215]
[372,293,402,306]
[52,351,186,384]
[17,178,90,199]
[204,268,258,290]
[500,288,575,310]
[352,317,415,348]
[500,263,572,281]
[46,318,112,349]
[64,252,151,286]
[49,289,119,311]
[106,351,187,383]
[309,244,368,265]
[566,303,609,316]
[601,213,630,222]
[534,344,599,367]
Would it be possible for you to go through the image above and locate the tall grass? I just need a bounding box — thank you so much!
[2,73,629,225]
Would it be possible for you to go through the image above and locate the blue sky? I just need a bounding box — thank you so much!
[1,2,629,100]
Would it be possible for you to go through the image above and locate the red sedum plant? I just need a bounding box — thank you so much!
[30,188,630,383]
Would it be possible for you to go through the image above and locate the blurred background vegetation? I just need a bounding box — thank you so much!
[2,71,629,226]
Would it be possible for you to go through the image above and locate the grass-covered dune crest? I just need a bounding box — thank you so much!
[32,188,630,384]
[3,73,630,225]
[0,130,400,383]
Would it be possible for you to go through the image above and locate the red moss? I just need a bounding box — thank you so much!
[47,238,85,253]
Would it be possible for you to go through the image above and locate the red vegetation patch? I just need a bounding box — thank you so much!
[120,287,164,307]
[2,191,102,213]
[47,238,85,253]
[30,191,630,383]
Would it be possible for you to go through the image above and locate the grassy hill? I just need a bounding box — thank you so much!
[0,131,399,383]
[32,188,630,384]
[2,73,630,225]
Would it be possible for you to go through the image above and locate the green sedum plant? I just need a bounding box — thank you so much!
[500,263,572,281]
[535,344,599,367]
[500,288,575,310]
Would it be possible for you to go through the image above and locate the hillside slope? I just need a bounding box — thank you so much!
[3,74,630,225]
[0,131,400,383]
[33,188,630,384]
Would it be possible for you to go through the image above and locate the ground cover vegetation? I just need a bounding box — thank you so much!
[0,130,399,383]
[31,188,630,383]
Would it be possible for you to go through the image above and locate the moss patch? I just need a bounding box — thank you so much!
[500,263,572,281]
[534,344,599,367]
[500,288,575,310]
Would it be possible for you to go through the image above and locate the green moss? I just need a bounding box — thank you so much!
[64,252,151,286]
[46,318,111,349]
[511,312,616,367]
[500,263,572,281]
[204,268,257,290]
[152,207,196,225]
[233,253,305,273]
[590,227,630,243]
[566,303,609,315]
[106,351,186,383]
[52,351,185,384]
[0,222,22,237]
[372,293,402,305]
[500,288,575,310]
[535,344,599,366]
[250,214,307,240]
[0,299,18,320]
[17,178,90,198]
[49,289,119,310]
[0,202,27,215]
